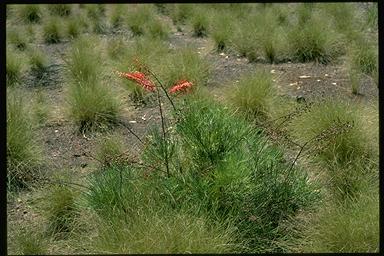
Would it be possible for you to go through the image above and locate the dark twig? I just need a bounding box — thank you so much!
[146,69,177,112]
[156,87,170,178]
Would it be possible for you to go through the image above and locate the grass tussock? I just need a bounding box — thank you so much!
[47,4,72,17]
[95,134,127,167]
[7,28,29,51]
[16,4,42,23]
[29,47,50,79]
[7,89,42,189]
[42,16,63,44]
[226,70,278,122]
[66,36,120,132]
[299,189,379,253]
[6,47,26,87]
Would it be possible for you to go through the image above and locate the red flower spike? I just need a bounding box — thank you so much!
[116,71,156,92]
[169,80,193,94]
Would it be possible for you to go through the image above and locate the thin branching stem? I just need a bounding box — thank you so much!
[156,87,170,178]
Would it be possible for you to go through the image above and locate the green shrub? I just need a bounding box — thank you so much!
[349,40,378,76]
[66,18,82,39]
[42,16,62,44]
[300,190,379,252]
[226,70,278,122]
[6,48,26,87]
[231,17,261,62]
[126,5,154,36]
[287,11,343,64]
[17,4,42,23]
[47,4,72,16]
[168,4,194,26]
[7,89,42,189]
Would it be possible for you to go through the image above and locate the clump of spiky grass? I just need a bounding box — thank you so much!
[366,3,378,31]
[299,189,379,253]
[7,89,42,189]
[6,47,26,87]
[7,28,29,51]
[287,10,344,64]
[168,4,194,26]
[106,37,128,61]
[16,4,42,23]
[47,4,72,17]
[210,10,234,52]
[95,134,127,168]
[66,18,82,39]
[108,4,127,30]
[42,16,63,44]
[43,185,79,237]
[159,47,211,88]
[190,7,210,37]
[29,47,50,79]
[12,230,47,255]
[66,36,120,132]
[226,70,278,122]
[32,90,50,125]
[94,211,238,254]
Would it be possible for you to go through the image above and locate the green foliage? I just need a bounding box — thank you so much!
[66,18,82,39]
[109,4,126,29]
[227,70,277,122]
[231,17,261,62]
[17,4,42,23]
[191,8,210,37]
[366,3,378,30]
[32,90,50,125]
[168,4,194,26]
[210,11,234,52]
[7,89,42,189]
[42,16,62,44]
[300,190,379,252]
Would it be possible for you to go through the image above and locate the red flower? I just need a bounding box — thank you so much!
[116,71,156,92]
[169,80,193,94]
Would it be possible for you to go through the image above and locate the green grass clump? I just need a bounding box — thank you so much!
[7,29,29,51]
[13,230,47,255]
[210,11,234,52]
[160,47,211,88]
[44,185,79,237]
[17,4,42,23]
[6,48,26,87]
[190,7,210,37]
[42,16,63,44]
[32,90,50,125]
[108,4,126,29]
[47,4,72,16]
[94,211,237,254]
[29,47,50,79]
[66,36,120,132]
[287,11,343,64]
[168,4,194,26]
[366,3,378,31]
[95,135,127,167]
[226,70,277,122]
[300,190,379,252]
[231,17,261,62]
[7,89,42,189]
[66,18,82,39]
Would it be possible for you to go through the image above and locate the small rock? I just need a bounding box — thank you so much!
[236,58,242,61]
[332,82,337,85]
[325,74,329,77]
[299,75,311,79]
[54,130,59,133]
[129,120,137,124]
[317,79,321,82]
[219,52,225,56]
[17,198,22,203]
[225,56,229,59]
[289,82,298,86]
[270,69,276,74]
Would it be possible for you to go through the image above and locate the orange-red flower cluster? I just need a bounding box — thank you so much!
[169,80,193,94]
[116,71,156,92]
